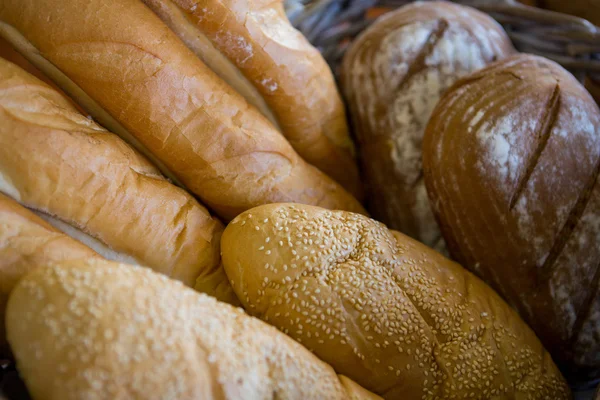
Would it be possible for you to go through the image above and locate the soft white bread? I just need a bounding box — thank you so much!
[341,2,514,250]
[0,193,99,355]
[6,259,382,400]
[0,57,235,304]
[423,54,600,381]
[141,0,362,198]
[221,203,570,399]
[0,0,365,220]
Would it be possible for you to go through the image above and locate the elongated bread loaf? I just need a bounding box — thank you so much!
[0,0,365,220]
[341,2,514,250]
[423,54,600,381]
[141,0,361,198]
[0,57,235,304]
[6,259,381,400]
[0,193,98,355]
[221,203,570,399]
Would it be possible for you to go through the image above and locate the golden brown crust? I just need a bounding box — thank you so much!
[221,203,570,399]
[141,0,361,198]
[423,54,600,379]
[0,58,236,304]
[0,0,365,220]
[0,193,98,355]
[341,2,514,249]
[7,259,379,400]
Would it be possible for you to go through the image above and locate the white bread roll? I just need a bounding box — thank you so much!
[423,54,600,381]
[0,57,235,304]
[221,203,570,399]
[0,0,365,220]
[341,2,514,251]
[141,0,362,198]
[0,193,99,355]
[6,259,381,400]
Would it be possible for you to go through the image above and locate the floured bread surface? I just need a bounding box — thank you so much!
[142,0,361,197]
[423,54,600,379]
[341,1,514,249]
[7,260,354,400]
[0,57,234,302]
[221,203,569,399]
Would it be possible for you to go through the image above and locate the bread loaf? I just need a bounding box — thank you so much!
[141,0,361,198]
[6,259,381,400]
[341,2,514,251]
[0,57,235,304]
[221,203,570,399]
[423,54,600,381]
[0,0,365,220]
[0,193,98,355]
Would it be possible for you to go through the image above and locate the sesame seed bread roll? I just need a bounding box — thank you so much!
[221,203,570,399]
[0,193,99,356]
[341,2,514,251]
[0,57,236,304]
[6,259,382,400]
[141,0,362,198]
[423,54,600,381]
[0,0,365,220]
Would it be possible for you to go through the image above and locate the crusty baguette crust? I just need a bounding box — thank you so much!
[221,203,570,399]
[423,54,600,380]
[142,0,362,198]
[7,259,379,399]
[0,0,365,220]
[341,2,514,248]
[0,58,236,303]
[0,193,98,355]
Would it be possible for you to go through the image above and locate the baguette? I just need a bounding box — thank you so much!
[6,259,382,400]
[341,2,514,250]
[221,203,570,399]
[0,193,99,355]
[423,54,600,381]
[0,57,235,304]
[141,0,361,198]
[0,0,365,220]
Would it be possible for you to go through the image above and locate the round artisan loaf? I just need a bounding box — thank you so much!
[141,0,361,198]
[0,193,98,355]
[423,54,600,381]
[221,203,570,399]
[0,57,235,304]
[341,1,514,251]
[0,0,365,220]
[6,259,381,400]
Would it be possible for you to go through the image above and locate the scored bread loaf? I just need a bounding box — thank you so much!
[0,0,365,220]
[0,57,235,304]
[341,2,514,251]
[141,0,361,198]
[423,54,600,381]
[221,203,570,399]
[0,193,99,356]
[6,259,382,400]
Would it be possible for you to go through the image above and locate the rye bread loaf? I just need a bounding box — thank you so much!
[341,1,514,251]
[423,54,600,381]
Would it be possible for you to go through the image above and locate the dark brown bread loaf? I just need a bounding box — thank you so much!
[423,54,600,381]
[341,1,514,251]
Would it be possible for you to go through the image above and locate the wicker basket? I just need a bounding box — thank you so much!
[285,0,600,84]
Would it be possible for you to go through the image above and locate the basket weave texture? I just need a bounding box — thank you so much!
[285,0,600,82]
